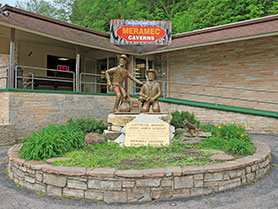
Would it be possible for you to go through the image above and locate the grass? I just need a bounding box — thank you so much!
[53,139,217,170]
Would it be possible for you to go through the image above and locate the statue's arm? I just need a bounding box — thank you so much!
[127,73,143,85]
[139,85,149,100]
[105,67,117,85]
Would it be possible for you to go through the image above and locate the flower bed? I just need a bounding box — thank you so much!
[7,140,271,203]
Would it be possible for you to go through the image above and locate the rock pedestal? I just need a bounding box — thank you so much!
[105,113,173,141]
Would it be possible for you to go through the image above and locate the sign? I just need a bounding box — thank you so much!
[125,122,170,147]
[57,65,70,71]
[110,19,172,45]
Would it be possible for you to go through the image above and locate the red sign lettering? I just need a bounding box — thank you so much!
[57,65,70,71]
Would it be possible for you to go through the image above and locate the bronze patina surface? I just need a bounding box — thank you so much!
[139,69,162,112]
[106,54,143,112]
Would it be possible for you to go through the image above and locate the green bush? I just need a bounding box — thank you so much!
[171,111,200,129]
[201,124,255,155]
[19,118,107,161]
[67,118,107,134]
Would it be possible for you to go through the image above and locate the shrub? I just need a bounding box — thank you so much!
[67,118,107,134]
[171,111,200,129]
[201,124,255,155]
[19,118,107,161]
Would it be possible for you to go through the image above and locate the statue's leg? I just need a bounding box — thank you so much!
[152,101,160,112]
[142,102,150,112]
[113,87,121,112]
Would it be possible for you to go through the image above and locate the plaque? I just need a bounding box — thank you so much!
[125,122,170,147]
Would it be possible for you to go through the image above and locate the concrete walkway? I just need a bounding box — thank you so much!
[0,134,277,209]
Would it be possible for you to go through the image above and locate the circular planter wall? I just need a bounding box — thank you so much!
[7,140,271,203]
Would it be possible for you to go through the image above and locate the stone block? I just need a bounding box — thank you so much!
[87,168,115,178]
[165,166,182,176]
[174,176,193,189]
[246,173,255,183]
[43,173,66,187]
[182,165,205,175]
[204,173,223,181]
[36,172,43,182]
[85,190,104,201]
[122,181,135,188]
[194,173,204,180]
[161,179,172,187]
[256,169,266,179]
[67,179,87,190]
[194,180,204,188]
[63,188,84,198]
[127,188,152,202]
[104,191,127,203]
[246,166,252,174]
[151,190,174,200]
[88,180,121,191]
[136,179,161,187]
[42,164,86,176]
[218,178,241,191]
[47,185,62,196]
[171,189,190,198]
[115,169,143,178]
[228,170,243,179]
[104,130,121,140]
[143,168,165,178]
[25,182,46,193]
[25,175,36,184]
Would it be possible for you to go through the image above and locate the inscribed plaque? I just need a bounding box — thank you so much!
[125,122,170,147]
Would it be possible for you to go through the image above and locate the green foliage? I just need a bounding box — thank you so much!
[67,118,107,134]
[201,124,255,155]
[171,111,200,129]
[19,118,107,161]
[15,0,278,34]
[53,140,215,169]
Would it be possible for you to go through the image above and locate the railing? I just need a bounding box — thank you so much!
[79,72,108,93]
[4,68,278,112]
[14,65,76,91]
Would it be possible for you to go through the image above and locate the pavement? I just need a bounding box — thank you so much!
[0,134,278,209]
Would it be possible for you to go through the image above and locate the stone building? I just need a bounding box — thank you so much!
[0,5,277,144]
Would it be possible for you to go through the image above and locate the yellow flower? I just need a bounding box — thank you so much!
[243,124,247,128]
[218,125,222,129]
[241,133,244,138]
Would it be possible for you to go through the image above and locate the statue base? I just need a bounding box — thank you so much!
[107,112,172,127]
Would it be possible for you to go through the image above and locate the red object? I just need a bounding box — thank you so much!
[57,65,70,71]
[116,26,166,43]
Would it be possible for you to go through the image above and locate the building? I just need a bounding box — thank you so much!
[0,5,277,144]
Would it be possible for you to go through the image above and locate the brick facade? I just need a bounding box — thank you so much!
[0,91,276,145]
[167,36,278,111]
[0,53,9,89]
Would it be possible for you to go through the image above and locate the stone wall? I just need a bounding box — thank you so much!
[0,53,9,89]
[0,90,277,145]
[7,141,271,203]
[167,36,278,111]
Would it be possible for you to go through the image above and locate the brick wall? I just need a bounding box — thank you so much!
[0,53,9,89]
[167,36,278,111]
[0,91,276,145]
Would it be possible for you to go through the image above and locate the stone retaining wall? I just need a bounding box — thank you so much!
[0,91,277,145]
[7,141,271,203]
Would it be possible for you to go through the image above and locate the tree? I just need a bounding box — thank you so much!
[15,0,74,22]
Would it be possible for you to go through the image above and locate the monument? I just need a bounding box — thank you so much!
[105,54,173,146]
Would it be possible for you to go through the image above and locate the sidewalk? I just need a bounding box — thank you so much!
[0,134,277,209]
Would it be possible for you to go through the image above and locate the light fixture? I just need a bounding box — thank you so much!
[58,57,69,61]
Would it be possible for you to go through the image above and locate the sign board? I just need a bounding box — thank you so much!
[125,122,170,147]
[110,19,172,45]
[57,65,70,71]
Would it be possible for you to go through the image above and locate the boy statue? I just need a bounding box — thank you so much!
[139,69,162,112]
[105,54,143,112]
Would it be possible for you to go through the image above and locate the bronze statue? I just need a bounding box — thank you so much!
[139,69,162,112]
[105,54,143,112]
